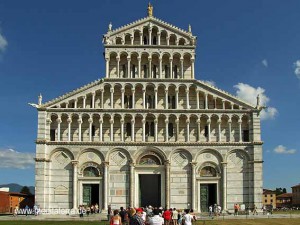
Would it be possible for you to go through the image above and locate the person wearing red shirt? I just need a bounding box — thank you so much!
[162,208,172,225]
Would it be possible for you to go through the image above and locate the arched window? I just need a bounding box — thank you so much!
[83,167,100,177]
[200,166,217,177]
[143,65,148,78]
[139,155,161,165]
[153,65,157,78]
[126,123,131,137]
[165,65,169,78]
[122,64,126,78]
[168,123,174,137]
[174,65,178,78]
[153,36,157,45]
[144,36,148,45]
[132,65,136,78]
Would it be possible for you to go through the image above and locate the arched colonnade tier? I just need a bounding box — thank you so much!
[105,25,194,47]
[54,83,247,111]
[105,51,195,79]
[48,113,252,143]
[43,147,258,210]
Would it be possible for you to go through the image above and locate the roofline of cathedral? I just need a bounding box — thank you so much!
[39,77,256,109]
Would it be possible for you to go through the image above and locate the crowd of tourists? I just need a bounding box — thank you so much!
[107,206,197,225]
[79,204,100,217]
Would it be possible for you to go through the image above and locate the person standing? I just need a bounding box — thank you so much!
[172,208,178,225]
[208,205,213,217]
[149,209,164,225]
[129,208,145,225]
[162,208,172,225]
[110,209,122,225]
[253,204,258,215]
[182,209,194,225]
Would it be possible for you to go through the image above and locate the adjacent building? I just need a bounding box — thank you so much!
[34,4,263,212]
[0,191,34,213]
[276,193,292,209]
[292,184,300,207]
[262,189,276,208]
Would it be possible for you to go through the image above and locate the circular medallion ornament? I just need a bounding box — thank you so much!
[87,152,95,160]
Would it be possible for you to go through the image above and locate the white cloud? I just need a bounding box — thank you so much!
[294,60,300,79]
[262,59,268,68]
[203,80,216,87]
[0,148,34,169]
[234,83,278,120]
[0,28,8,53]
[273,145,297,154]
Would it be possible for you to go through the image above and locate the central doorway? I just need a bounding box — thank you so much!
[200,183,217,212]
[82,184,99,206]
[139,174,161,207]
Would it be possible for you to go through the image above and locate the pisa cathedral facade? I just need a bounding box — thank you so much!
[34,5,263,212]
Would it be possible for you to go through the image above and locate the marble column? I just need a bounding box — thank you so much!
[110,88,114,109]
[101,90,104,109]
[72,160,79,209]
[140,33,143,45]
[57,117,61,141]
[78,117,82,142]
[218,119,222,142]
[222,100,226,109]
[197,118,201,142]
[169,58,173,78]
[191,162,197,210]
[205,93,208,109]
[132,88,135,109]
[180,58,184,78]
[67,116,72,141]
[165,89,168,109]
[186,89,190,109]
[149,58,152,78]
[117,57,120,78]
[82,96,86,109]
[165,160,170,209]
[175,88,179,109]
[131,119,135,142]
[207,119,211,142]
[191,59,195,79]
[157,32,161,45]
[142,119,146,142]
[175,119,179,142]
[129,162,135,207]
[99,117,103,142]
[159,57,162,78]
[222,162,227,210]
[103,161,109,210]
[127,57,131,78]
[186,118,190,142]
[165,119,169,142]
[121,88,125,109]
[143,89,146,109]
[138,57,141,78]
[105,58,109,78]
[228,119,232,142]
[196,90,200,109]
[154,88,158,109]
[88,117,93,142]
[110,118,114,141]
[238,119,242,142]
[120,118,124,142]
[91,92,95,108]
[154,119,158,142]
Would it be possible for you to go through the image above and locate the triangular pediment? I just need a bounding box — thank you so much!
[104,16,196,45]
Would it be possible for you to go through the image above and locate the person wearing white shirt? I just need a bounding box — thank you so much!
[182,209,194,225]
[149,209,164,225]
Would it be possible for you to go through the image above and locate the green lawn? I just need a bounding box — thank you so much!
[1,219,300,225]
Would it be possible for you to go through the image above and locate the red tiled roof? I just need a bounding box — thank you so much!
[277,193,293,198]
[263,189,276,194]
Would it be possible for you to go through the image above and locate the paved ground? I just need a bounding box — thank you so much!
[0,213,300,221]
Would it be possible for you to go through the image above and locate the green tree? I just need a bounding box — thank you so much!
[20,186,32,195]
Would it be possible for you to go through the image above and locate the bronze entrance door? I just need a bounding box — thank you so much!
[200,184,217,212]
[82,184,99,206]
[139,174,161,207]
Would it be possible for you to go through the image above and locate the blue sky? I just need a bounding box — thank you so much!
[0,0,299,191]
